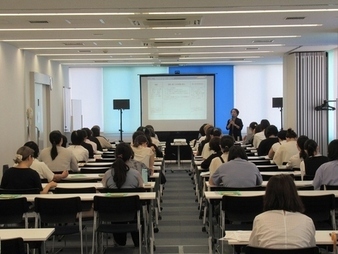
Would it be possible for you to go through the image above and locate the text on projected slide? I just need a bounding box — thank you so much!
[148,79,207,120]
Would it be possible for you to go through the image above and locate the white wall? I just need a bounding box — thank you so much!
[234,65,283,132]
[0,42,66,175]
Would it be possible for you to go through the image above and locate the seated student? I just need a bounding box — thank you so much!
[194,123,208,151]
[24,141,68,182]
[67,130,89,162]
[201,137,221,170]
[131,134,154,175]
[145,125,160,146]
[79,129,94,158]
[257,125,279,156]
[136,126,163,158]
[313,139,338,189]
[249,174,316,249]
[1,146,57,194]
[209,135,235,181]
[61,134,68,148]
[300,139,329,180]
[39,130,79,172]
[91,125,113,149]
[210,146,262,187]
[273,128,298,166]
[268,130,287,159]
[201,127,222,159]
[253,119,270,148]
[198,125,214,156]
[101,142,143,247]
[242,122,258,145]
[82,127,102,151]
[285,135,308,169]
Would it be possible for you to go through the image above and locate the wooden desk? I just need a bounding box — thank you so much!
[0,228,54,241]
[223,230,337,245]
[43,182,156,190]
[0,228,55,254]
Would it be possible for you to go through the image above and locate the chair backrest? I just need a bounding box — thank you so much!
[300,194,335,229]
[94,195,140,223]
[0,197,29,225]
[324,185,338,190]
[54,186,97,194]
[2,164,9,174]
[80,167,110,174]
[222,195,264,223]
[244,246,320,254]
[256,165,279,171]
[296,185,314,190]
[34,197,82,224]
[0,188,40,194]
[210,186,266,191]
[97,187,147,193]
[250,160,271,165]
[262,174,294,181]
[1,237,25,254]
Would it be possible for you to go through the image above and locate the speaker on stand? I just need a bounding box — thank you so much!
[272,97,283,130]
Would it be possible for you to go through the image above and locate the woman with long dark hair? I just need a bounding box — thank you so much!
[249,174,315,248]
[39,130,78,172]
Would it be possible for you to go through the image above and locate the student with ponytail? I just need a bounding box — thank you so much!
[39,130,79,172]
[300,139,329,180]
[208,135,235,181]
[101,142,143,247]
[102,142,143,189]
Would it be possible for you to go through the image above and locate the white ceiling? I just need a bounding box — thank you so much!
[1,0,338,66]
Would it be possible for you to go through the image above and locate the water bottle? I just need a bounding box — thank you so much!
[142,168,148,184]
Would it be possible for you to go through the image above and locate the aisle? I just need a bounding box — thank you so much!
[155,165,209,253]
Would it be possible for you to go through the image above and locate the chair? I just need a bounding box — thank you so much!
[1,237,25,254]
[296,185,314,190]
[256,165,279,171]
[2,164,9,174]
[210,186,266,191]
[221,195,264,232]
[97,187,147,193]
[244,246,320,254]
[54,187,97,216]
[80,167,110,174]
[34,196,84,254]
[0,197,29,228]
[92,195,142,254]
[262,174,294,181]
[250,160,271,165]
[300,194,336,230]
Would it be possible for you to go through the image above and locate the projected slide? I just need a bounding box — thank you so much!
[148,79,207,120]
[140,74,215,131]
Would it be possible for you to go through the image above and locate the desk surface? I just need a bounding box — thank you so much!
[205,190,338,200]
[21,192,156,202]
[43,181,155,190]
[0,228,54,241]
[205,180,313,190]
[224,230,337,245]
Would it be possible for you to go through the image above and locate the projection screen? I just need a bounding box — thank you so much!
[140,74,215,131]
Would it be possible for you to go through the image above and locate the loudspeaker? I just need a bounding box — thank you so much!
[113,99,130,110]
[272,97,283,108]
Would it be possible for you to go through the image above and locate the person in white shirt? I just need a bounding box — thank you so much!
[249,174,316,249]
[273,128,298,166]
[24,141,68,182]
[285,135,308,169]
[91,125,113,149]
[253,119,270,148]
[131,134,154,175]
[67,130,89,162]
[201,127,222,159]
[268,130,287,159]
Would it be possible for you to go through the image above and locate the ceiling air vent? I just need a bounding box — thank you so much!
[252,40,274,43]
[29,20,49,24]
[94,60,108,63]
[229,58,245,61]
[129,16,202,27]
[143,40,194,47]
[78,50,92,53]
[246,47,259,50]
[63,43,84,46]
[285,17,305,20]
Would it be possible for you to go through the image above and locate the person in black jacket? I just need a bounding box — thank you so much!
[226,108,243,141]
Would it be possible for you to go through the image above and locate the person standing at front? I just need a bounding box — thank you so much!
[226,108,243,141]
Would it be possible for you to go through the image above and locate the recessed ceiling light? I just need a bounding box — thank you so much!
[99,19,105,24]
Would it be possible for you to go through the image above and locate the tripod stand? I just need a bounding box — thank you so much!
[118,108,123,142]
[279,107,283,130]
